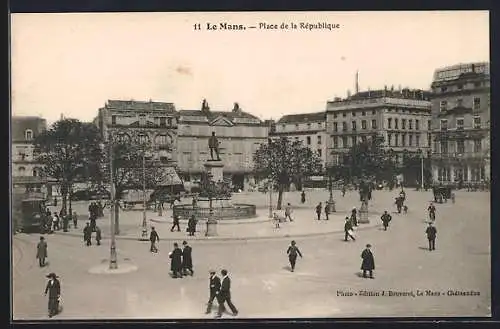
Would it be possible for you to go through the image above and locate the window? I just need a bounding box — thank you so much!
[441,87,447,92]
[456,118,464,130]
[440,141,448,154]
[361,136,367,143]
[33,168,39,177]
[342,136,348,148]
[456,98,463,107]
[416,134,420,147]
[457,140,465,154]
[333,113,338,119]
[371,119,377,129]
[474,82,481,88]
[474,140,482,153]
[111,115,117,125]
[352,112,356,117]
[139,114,146,126]
[317,149,322,157]
[440,101,448,112]
[440,119,448,130]
[402,119,406,130]
[351,136,357,145]
[427,133,432,147]
[333,136,339,148]
[408,119,413,130]
[281,124,286,131]
[18,151,26,161]
[394,118,399,129]
[138,133,149,144]
[155,134,170,145]
[372,110,376,115]
[317,136,322,145]
[352,121,357,130]
[295,123,299,130]
[457,84,463,90]
[168,118,173,126]
[473,97,481,110]
[342,113,347,117]
[317,123,322,129]
[387,134,392,146]
[306,136,311,145]
[295,137,299,140]
[402,134,406,146]
[394,134,399,146]
[473,116,481,129]
[342,122,347,131]
[427,120,431,130]
[409,134,413,146]
[18,166,26,175]
[388,118,392,129]
[361,120,367,130]
[307,123,311,129]
[160,117,166,127]
[25,129,33,140]
[333,122,338,132]
[362,111,366,116]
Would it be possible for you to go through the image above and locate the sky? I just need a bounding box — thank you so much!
[11,11,489,125]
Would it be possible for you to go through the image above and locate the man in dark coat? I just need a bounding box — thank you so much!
[72,211,78,229]
[216,269,238,318]
[44,272,61,318]
[324,203,330,220]
[344,217,355,241]
[171,214,181,232]
[36,236,48,267]
[286,240,303,272]
[428,202,436,221]
[182,241,194,276]
[350,207,358,226]
[187,215,197,236]
[300,190,306,203]
[381,211,392,231]
[150,226,159,253]
[361,244,375,279]
[83,222,92,246]
[426,222,437,251]
[95,226,102,246]
[315,202,322,220]
[205,270,222,314]
[169,242,183,278]
[395,197,404,214]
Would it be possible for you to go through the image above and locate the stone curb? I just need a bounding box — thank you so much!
[51,219,380,242]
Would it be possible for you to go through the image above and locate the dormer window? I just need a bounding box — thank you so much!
[25,129,33,140]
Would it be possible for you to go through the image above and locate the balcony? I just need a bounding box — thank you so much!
[430,152,487,162]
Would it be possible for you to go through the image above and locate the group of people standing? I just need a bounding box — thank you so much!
[168,241,194,278]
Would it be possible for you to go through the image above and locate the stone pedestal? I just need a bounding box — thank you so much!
[327,198,336,213]
[204,161,224,183]
[358,201,369,223]
[205,217,218,236]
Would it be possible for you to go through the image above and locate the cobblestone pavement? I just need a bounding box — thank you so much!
[12,190,490,319]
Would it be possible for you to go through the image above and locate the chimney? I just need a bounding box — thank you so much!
[355,70,359,94]
[201,99,210,112]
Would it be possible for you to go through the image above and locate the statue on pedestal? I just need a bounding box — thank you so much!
[208,131,221,161]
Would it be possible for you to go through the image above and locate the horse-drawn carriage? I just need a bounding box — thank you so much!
[432,185,453,203]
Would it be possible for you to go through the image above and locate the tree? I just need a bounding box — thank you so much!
[254,138,322,210]
[34,119,103,215]
[95,134,170,235]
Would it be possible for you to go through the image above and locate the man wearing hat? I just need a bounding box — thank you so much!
[344,217,355,242]
[44,272,61,317]
[182,241,194,276]
[36,236,48,267]
[350,207,358,226]
[169,242,183,278]
[150,226,159,253]
[360,244,375,279]
[205,270,222,314]
[425,222,437,251]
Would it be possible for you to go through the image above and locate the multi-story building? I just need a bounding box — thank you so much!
[11,116,48,193]
[177,100,269,190]
[326,88,432,175]
[429,62,490,184]
[95,99,181,183]
[271,112,328,168]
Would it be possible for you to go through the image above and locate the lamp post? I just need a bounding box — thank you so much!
[418,149,424,191]
[140,151,148,240]
[267,138,273,218]
[108,135,118,270]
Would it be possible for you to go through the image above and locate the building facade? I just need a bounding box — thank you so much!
[177,100,269,190]
[271,112,328,169]
[326,88,432,175]
[95,100,181,184]
[11,116,48,193]
[429,62,490,184]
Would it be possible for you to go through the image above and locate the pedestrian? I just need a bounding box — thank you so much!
[381,210,392,231]
[360,244,375,279]
[72,211,78,229]
[300,190,306,204]
[150,226,159,253]
[426,222,437,251]
[206,270,222,314]
[216,269,238,318]
[324,202,330,220]
[95,226,102,246]
[284,203,293,221]
[171,213,181,232]
[83,222,92,246]
[97,201,104,217]
[286,240,303,272]
[395,197,404,214]
[52,213,59,231]
[273,212,280,228]
[341,185,346,197]
[44,272,61,318]
[187,215,197,236]
[89,215,97,232]
[169,242,183,278]
[192,195,197,208]
[36,236,48,267]
[315,202,322,220]
[62,214,69,232]
[344,217,355,241]
[428,202,436,221]
[182,241,194,276]
[350,207,358,226]
[451,192,455,204]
